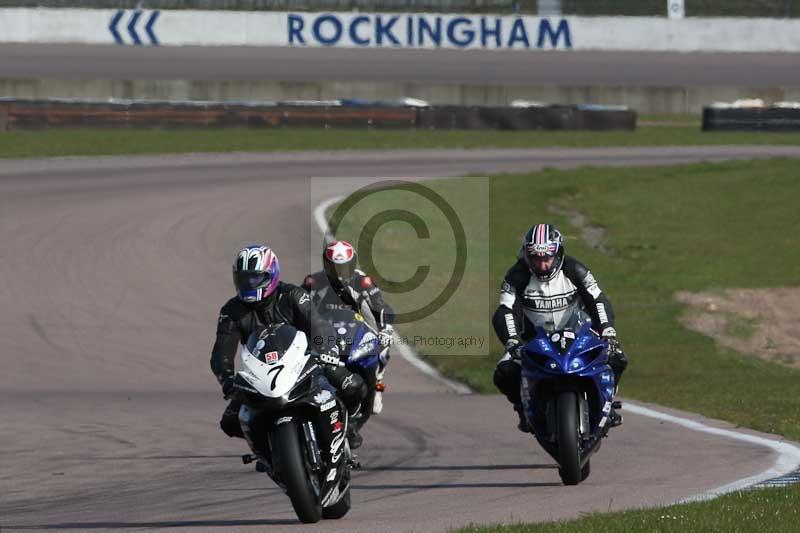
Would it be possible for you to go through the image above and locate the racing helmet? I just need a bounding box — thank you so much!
[233,244,280,303]
[322,239,357,290]
[521,224,564,281]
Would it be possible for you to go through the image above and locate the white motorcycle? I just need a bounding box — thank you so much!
[232,323,354,523]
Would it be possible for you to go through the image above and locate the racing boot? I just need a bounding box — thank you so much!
[347,405,364,449]
[347,425,363,449]
[609,400,623,428]
[514,403,531,433]
[372,365,386,415]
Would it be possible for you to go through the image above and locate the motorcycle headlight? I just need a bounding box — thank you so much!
[350,332,377,361]
[585,346,606,365]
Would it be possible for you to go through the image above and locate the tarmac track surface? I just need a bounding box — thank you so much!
[2,146,800,532]
[2,44,800,87]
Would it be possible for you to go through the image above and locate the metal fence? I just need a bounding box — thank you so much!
[562,1,798,17]
[0,0,798,16]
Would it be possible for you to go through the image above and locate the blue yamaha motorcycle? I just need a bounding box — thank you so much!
[520,310,619,485]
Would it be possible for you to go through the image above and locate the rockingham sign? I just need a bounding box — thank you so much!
[2,8,800,53]
[286,13,572,50]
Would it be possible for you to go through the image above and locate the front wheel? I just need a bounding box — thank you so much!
[272,420,322,523]
[556,391,581,486]
[322,486,351,519]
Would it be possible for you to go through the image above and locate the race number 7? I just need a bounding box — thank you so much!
[268,365,284,390]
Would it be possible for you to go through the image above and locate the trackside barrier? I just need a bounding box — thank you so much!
[417,105,636,130]
[702,107,800,131]
[0,99,636,131]
[3,8,800,52]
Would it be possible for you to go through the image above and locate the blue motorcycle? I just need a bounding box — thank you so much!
[321,306,388,425]
[520,310,619,485]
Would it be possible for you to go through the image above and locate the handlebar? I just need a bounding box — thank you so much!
[316,352,345,368]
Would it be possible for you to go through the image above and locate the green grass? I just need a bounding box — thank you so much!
[6,120,798,533]
[325,177,491,369]
[456,485,800,533]
[332,158,800,440]
[329,159,800,533]
[723,313,758,340]
[515,159,800,441]
[3,126,800,158]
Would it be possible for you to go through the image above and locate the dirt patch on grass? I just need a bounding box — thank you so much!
[676,288,800,368]
[548,206,613,255]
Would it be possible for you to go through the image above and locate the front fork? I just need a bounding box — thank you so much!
[578,391,590,440]
[543,390,589,443]
[302,420,323,473]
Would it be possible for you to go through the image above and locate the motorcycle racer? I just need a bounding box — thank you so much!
[303,240,394,442]
[491,224,627,432]
[211,244,367,441]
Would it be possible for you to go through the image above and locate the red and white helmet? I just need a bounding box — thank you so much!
[323,240,357,288]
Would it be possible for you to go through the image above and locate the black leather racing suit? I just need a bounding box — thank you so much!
[303,270,394,428]
[302,269,394,330]
[491,256,627,405]
[211,281,367,438]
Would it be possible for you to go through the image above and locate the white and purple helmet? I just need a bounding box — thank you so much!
[233,245,280,303]
[521,224,564,281]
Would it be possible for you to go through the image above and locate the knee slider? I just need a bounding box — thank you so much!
[342,372,367,403]
[493,360,522,403]
[494,359,520,385]
[220,412,243,438]
[609,350,628,373]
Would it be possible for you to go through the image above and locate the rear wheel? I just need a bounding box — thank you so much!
[272,420,322,523]
[322,486,351,519]
[556,391,582,486]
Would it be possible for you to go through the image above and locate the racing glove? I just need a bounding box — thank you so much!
[601,327,622,357]
[601,327,627,390]
[317,346,344,367]
[221,376,235,399]
[379,324,394,347]
[505,337,522,360]
[601,326,617,339]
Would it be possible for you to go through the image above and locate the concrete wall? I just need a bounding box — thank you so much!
[0,1,518,12]
[3,8,800,52]
[4,79,799,114]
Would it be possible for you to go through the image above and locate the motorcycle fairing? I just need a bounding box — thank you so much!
[321,308,382,371]
[520,321,615,443]
[348,327,379,369]
[239,332,309,398]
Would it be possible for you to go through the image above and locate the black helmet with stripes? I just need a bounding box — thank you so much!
[521,224,564,281]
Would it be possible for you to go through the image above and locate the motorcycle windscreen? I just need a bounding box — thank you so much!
[239,332,309,398]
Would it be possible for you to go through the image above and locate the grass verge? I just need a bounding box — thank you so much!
[3,126,800,158]
[333,158,800,441]
[455,484,800,533]
[327,160,800,532]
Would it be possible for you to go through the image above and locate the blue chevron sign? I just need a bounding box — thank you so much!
[109,10,160,46]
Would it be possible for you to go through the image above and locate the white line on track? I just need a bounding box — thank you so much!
[624,402,800,501]
[313,182,800,501]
